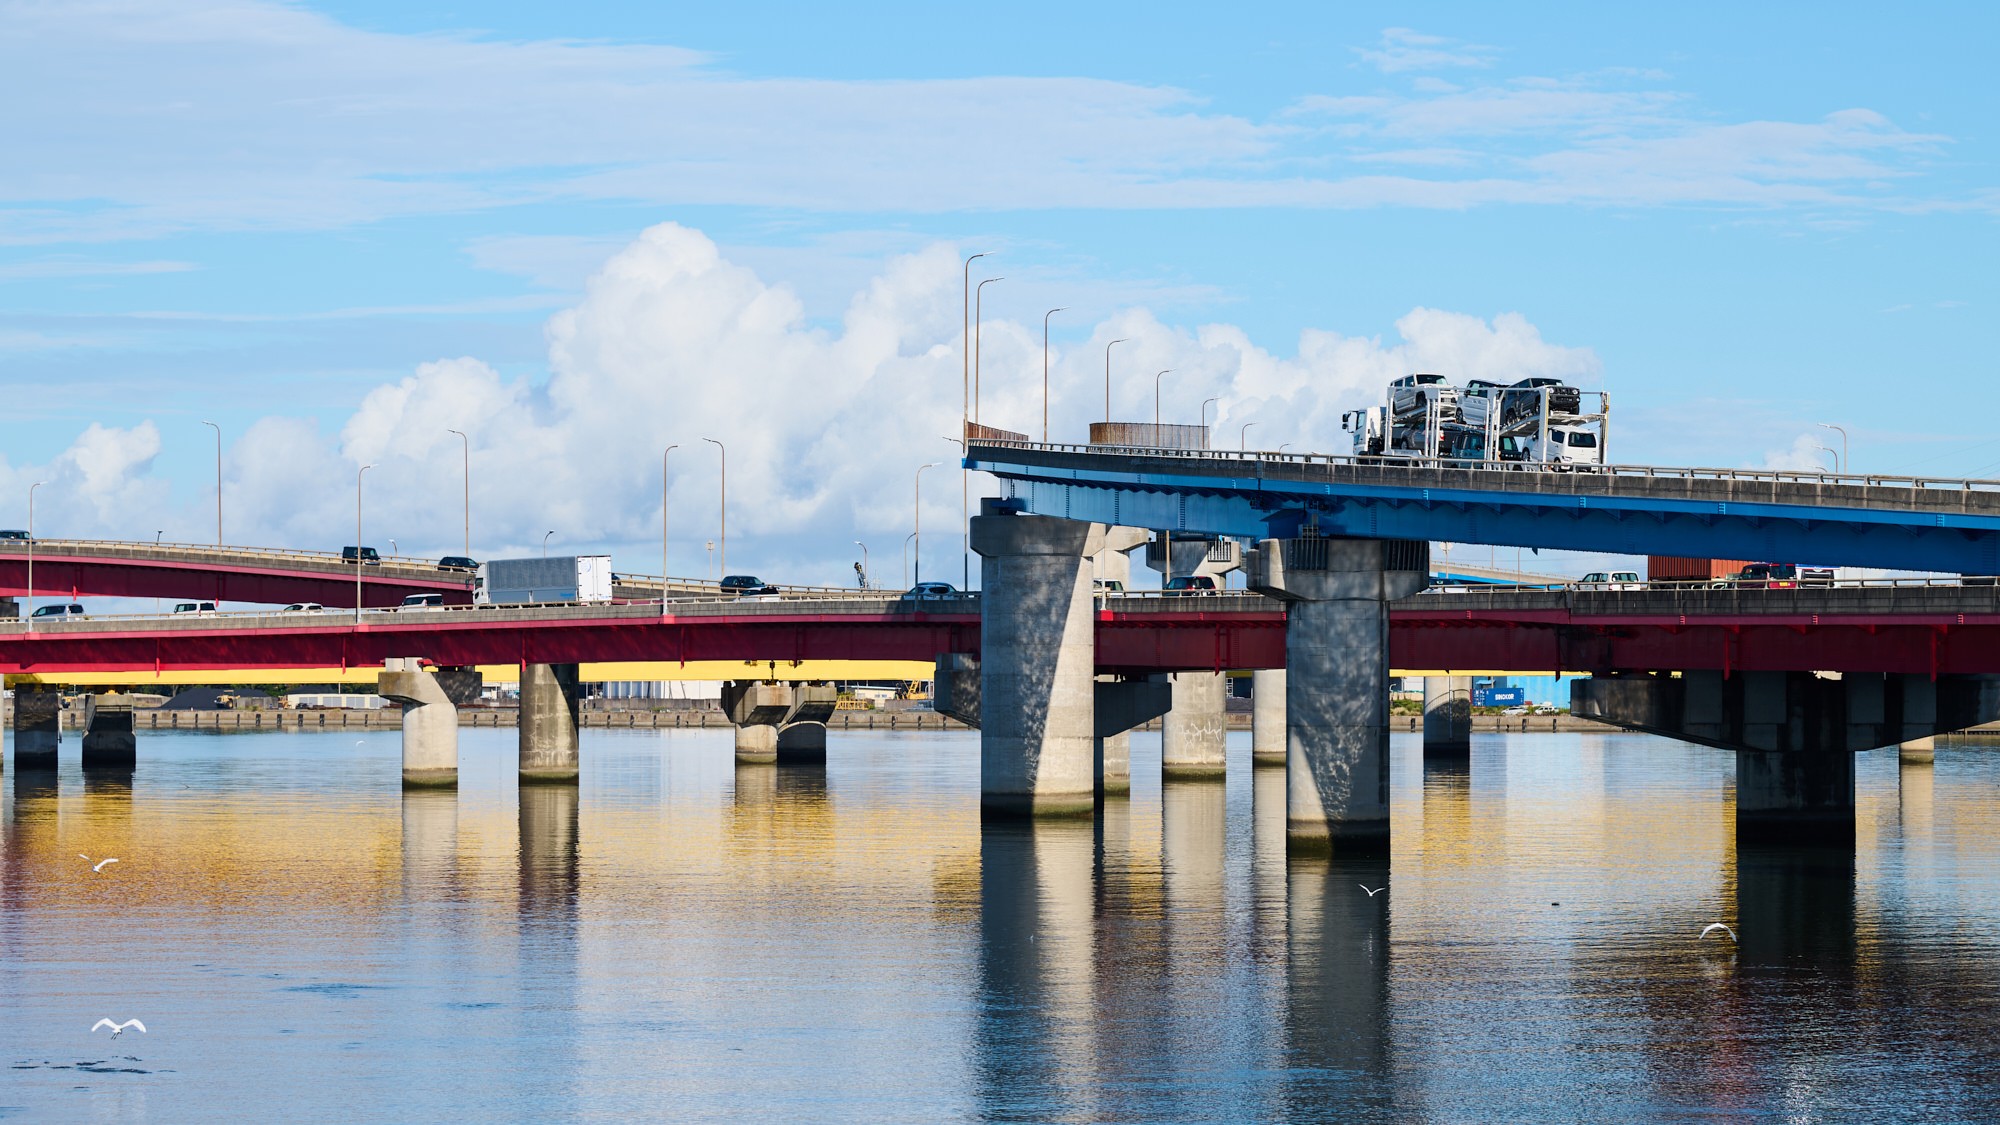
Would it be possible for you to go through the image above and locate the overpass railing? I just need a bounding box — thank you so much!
[971,439,2000,494]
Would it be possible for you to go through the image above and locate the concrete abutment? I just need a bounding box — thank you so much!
[378,659,481,789]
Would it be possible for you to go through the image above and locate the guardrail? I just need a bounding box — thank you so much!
[0,537,456,573]
[970,439,2000,494]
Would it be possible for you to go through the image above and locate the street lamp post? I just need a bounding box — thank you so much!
[855,541,869,589]
[542,530,554,558]
[1240,421,1259,451]
[1817,423,1849,473]
[915,460,941,585]
[974,276,1002,425]
[1154,370,1171,435]
[447,428,470,557]
[1200,397,1218,448]
[1042,307,1067,443]
[201,420,221,545]
[702,437,726,574]
[662,443,679,606]
[26,481,45,629]
[354,464,373,622]
[903,531,917,589]
[960,252,988,607]
[1811,443,1839,474]
[1104,338,1129,423]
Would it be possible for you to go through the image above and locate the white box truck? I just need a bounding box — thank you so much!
[475,555,614,605]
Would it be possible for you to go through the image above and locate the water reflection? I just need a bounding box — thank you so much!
[1735,846,1856,973]
[1,729,1998,1120]
[1285,853,1395,1120]
[975,818,1098,1121]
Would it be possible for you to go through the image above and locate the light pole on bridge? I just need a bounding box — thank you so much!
[961,252,989,600]
[1201,397,1218,448]
[1154,369,1171,434]
[447,428,470,557]
[702,437,726,574]
[26,480,45,631]
[1817,423,1849,473]
[1103,338,1129,424]
[201,420,221,546]
[1240,421,1259,451]
[915,461,941,586]
[662,443,679,608]
[903,531,917,589]
[974,276,1002,425]
[1042,307,1067,443]
[542,530,554,559]
[354,464,374,623]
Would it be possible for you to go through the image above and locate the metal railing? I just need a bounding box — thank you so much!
[969,439,2000,494]
[0,537,458,574]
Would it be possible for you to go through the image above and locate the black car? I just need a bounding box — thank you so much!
[437,555,479,573]
[1163,575,1219,595]
[0,529,28,541]
[342,546,381,565]
[719,574,777,596]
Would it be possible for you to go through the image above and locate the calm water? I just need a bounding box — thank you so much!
[4,726,2000,1122]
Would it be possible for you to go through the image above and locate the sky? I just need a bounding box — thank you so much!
[3,2,1996,587]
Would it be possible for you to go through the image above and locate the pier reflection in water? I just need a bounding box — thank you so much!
[4,728,2000,1121]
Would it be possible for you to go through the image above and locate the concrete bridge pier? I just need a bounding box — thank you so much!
[519,663,582,784]
[973,503,1101,818]
[1572,669,2000,845]
[722,681,840,765]
[1160,671,1228,779]
[378,659,481,789]
[1251,669,1287,766]
[1249,536,1429,854]
[1422,676,1473,759]
[777,682,839,766]
[81,693,137,771]
[1095,677,1170,797]
[1899,736,1936,764]
[11,684,61,772]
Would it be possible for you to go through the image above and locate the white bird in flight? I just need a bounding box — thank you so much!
[91,1019,146,1038]
[93,858,119,873]
[1358,884,1386,897]
[1700,922,1738,943]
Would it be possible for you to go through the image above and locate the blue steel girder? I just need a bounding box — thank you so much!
[968,448,2000,573]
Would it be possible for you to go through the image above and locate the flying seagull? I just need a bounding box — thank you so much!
[1700,922,1738,943]
[91,1019,146,1038]
[78,853,91,861]
[93,858,119,873]
[1358,884,1386,897]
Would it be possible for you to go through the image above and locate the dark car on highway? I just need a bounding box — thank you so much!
[719,574,777,596]
[906,581,958,599]
[437,555,479,573]
[1163,575,1219,595]
[0,529,28,541]
[342,546,381,565]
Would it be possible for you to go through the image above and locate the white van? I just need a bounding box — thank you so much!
[172,601,218,615]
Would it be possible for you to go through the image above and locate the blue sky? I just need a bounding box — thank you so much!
[2,2,1995,580]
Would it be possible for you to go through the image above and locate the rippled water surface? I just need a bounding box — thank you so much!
[4,727,1999,1122]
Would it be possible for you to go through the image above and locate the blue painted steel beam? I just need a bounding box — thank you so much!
[967,449,2000,573]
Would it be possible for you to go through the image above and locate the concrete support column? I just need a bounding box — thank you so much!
[1898,735,1936,764]
[1252,669,1287,766]
[734,722,778,764]
[778,683,838,766]
[1094,677,1169,799]
[11,684,61,771]
[1250,537,1428,854]
[973,504,1101,818]
[81,693,137,771]
[378,658,462,789]
[1737,750,1856,844]
[1422,676,1473,759]
[1096,732,1132,795]
[1161,671,1227,779]
[519,663,582,784]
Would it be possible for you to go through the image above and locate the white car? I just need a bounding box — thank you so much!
[1501,705,1531,716]
[172,601,217,615]
[1576,571,1643,591]
[283,602,326,613]
[397,593,447,611]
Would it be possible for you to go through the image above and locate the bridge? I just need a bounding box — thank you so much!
[10,438,2000,858]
